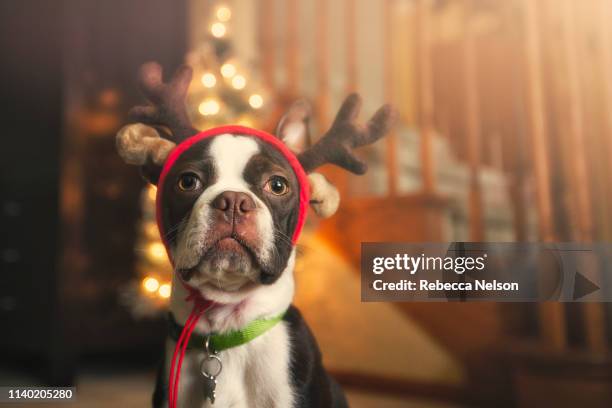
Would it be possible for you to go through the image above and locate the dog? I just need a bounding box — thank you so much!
[116,62,394,408]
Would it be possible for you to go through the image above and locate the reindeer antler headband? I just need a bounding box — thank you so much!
[117,62,396,242]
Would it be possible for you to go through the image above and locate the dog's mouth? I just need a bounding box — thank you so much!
[203,234,259,263]
[177,233,266,291]
[212,235,254,255]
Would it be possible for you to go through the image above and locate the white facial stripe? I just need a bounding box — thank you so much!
[210,134,259,190]
[173,134,276,271]
[207,135,275,265]
[187,134,261,219]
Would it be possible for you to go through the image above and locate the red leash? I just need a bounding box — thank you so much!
[168,289,215,408]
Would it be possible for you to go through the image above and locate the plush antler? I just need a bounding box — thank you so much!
[129,62,197,143]
[297,93,396,174]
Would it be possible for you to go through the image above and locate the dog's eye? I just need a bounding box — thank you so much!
[177,173,201,191]
[264,176,290,196]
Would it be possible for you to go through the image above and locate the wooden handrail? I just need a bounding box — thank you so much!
[415,0,436,194]
[521,0,567,349]
[599,0,612,241]
[285,0,300,97]
[462,22,485,242]
[384,0,398,197]
[344,0,357,94]
[259,0,276,90]
[560,0,605,353]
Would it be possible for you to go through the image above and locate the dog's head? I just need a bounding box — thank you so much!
[116,62,395,299]
[156,128,307,293]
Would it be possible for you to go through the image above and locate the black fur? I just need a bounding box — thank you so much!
[243,140,300,282]
[152,348,167,408]
[283,306,349,408]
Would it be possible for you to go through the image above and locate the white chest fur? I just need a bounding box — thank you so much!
[165,321,294,408]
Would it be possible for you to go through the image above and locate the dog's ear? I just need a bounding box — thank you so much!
[116,123,175,184]
[275,99,312,153]
[308,173,340,218]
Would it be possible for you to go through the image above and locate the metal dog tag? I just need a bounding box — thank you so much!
[201,337,222,404]
[202,375,217,404]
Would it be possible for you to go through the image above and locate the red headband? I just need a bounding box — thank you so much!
[155,125,310,258]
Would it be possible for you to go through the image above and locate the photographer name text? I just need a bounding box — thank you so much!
[372,279,519,292]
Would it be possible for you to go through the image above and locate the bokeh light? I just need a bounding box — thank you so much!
[249,94,264,109]
[198,99,221,116]
[211,22,226,38]
[142,277,159,293]
[201,72,216,88]
[220,63,236,78]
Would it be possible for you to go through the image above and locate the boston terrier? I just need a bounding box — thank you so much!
[116,62,395,408]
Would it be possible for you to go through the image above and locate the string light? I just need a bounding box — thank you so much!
[249,94,264,109]
[142,277,160,293]
[147,185,157,201]
[231,75,246,90]
[199,99,220,116]
[158,283,171,298]
[216,6,231,22]
[201,72,216,88]
[220,63,236,78]
[147,242,167,262]
[211,22,226,38]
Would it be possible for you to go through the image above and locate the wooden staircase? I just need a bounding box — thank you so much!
[317,193,612,406]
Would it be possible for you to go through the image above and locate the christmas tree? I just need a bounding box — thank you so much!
[186,4,268,129]
[122,3,269,317]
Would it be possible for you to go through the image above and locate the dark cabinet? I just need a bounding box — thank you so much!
[0,0,188,385]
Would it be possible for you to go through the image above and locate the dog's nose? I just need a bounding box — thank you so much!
[212,191,256,216]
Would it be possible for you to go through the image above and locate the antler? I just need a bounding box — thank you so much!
[129,62,197,143]
[297,93,396,174]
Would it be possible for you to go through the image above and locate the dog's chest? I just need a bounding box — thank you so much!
[167,322,294,408]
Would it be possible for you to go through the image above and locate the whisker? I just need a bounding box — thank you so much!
[163,216,188,241]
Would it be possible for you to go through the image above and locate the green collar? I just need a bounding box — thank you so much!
[167,311,286,353]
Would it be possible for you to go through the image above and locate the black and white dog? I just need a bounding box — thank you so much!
[116,63,394,408]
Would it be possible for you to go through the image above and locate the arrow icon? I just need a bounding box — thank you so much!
[573,271,600,300]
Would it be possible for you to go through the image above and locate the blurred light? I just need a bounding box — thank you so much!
[148,185,157,201]
[145,222,159,238]
[231,75,246,90]
[249,94,264,109]
[211,22,226,38]
[99,88,120,108]
[148,242,167,262]
[220,63,236,78]
[201,72,217,88]
[199,99,221,116]
[143,277,160,293]
[216,6,231,22]
[158,283,171,298]
[237,117,253,127]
